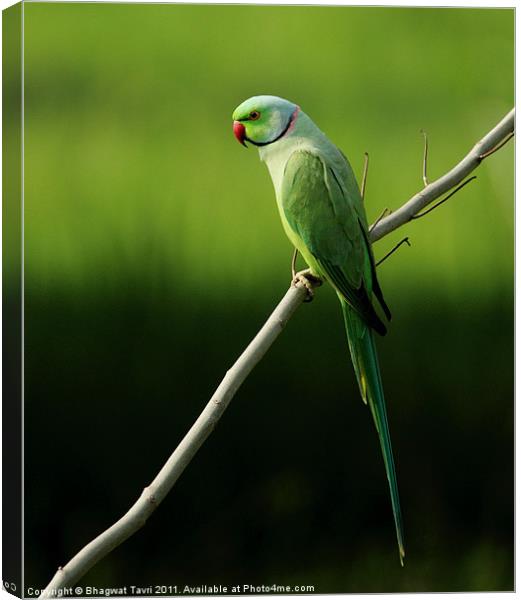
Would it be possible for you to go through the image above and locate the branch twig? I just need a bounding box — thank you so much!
[361,151,369,199]
[421,129,429,187]
[40,108,515,598]
[410,176,477,220]
[375,237,411,267]
[369,108,514,242]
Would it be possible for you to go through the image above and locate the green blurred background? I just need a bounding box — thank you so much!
[17,3,513,593]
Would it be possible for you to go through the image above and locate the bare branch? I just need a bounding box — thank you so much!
[369,207,390,234]
[376,237,411,267]
[41,282,312,598]
[369,108,514,243]
[421,129,429,187]
[479,131,514,159]
[41,107,514,598]
[291,247,299,279]
[361,151,369,199]
[410,176,477,220]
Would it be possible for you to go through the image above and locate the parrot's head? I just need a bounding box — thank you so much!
[232,95,299,147]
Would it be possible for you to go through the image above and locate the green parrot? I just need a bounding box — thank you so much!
[232,95,404,564]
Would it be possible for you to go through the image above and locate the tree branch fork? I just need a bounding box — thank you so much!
[40,108,514,598]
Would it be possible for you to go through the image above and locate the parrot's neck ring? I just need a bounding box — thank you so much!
[246,106,300,147]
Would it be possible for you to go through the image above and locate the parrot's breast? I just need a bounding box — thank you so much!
[260,140,324,277]
[260,137,317,198]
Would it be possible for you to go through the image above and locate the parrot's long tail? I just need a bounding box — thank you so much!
[340,297,405,566]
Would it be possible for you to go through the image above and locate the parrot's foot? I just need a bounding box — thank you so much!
[292,269,323,302]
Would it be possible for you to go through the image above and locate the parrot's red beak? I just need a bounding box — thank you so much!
[233,121,247,147]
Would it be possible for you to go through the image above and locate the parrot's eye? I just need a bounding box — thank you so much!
[249,111,261,121]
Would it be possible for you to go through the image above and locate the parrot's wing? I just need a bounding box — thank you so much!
[281,149,387,335]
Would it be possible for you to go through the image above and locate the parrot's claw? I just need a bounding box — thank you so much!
[291,269,323,302]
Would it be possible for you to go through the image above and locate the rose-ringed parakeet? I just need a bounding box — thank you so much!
[232,95,405,564]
